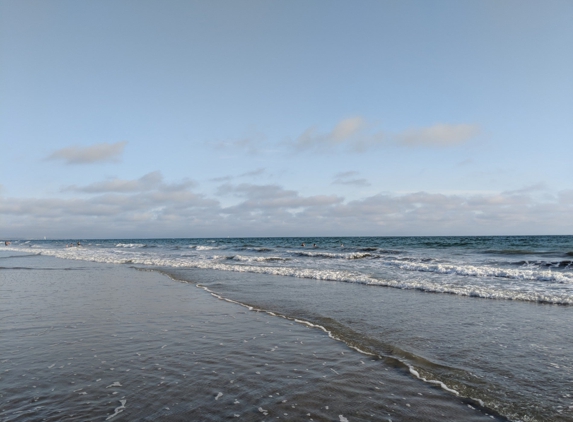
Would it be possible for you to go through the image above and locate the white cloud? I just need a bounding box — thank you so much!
[63,172,164,193]
[292,117,480,152]
[63,172,197,195]
[332,171,370,187]
[331,117,366,141]
[217,183,343,210]
[397,124,481,147]
[1,176,571,237]
[293,117,369,151]
[0,173,217,238]
[209,118,480,154]
[295,117,368,150]
[46,141,127,164]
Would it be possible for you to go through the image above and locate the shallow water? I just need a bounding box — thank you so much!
[2,236,573,421]
[165,267,573,421]
[0,253,502,421]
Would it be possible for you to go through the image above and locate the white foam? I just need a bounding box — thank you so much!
[196,245,219,250]
[4,244,572,304]
[408,366,459,395]
[381,259,573,284]
[106,382,122,388]
[229,254,288,262]
[215,392,223,400]
[105,400,126,420]
[289,250,374,260]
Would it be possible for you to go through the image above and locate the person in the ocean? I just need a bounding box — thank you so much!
[301,243,305,247]
[4,241,10,246]
[313,243,317,248]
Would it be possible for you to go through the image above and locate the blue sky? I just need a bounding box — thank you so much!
[1,0,572,238]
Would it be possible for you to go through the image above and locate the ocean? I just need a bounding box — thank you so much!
[1,236,572,421]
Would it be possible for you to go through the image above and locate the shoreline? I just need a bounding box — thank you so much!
[0,252,506,421]
[198,284,500,417]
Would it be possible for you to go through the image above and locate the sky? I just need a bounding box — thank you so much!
[1,0,572,238]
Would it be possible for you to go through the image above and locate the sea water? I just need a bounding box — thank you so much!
[2,236,573,421]
[1,254,501,421]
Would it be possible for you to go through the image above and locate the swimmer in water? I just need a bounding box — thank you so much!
[313,243,317,248]
[301,243,305,247]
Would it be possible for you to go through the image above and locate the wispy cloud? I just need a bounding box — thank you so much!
[208,118,480,155]
[292,117,480,152]
[209,168,266,183]
[294,117,369,150]
[501,183,548,196]
[397,124,481,147]
[213,131,267,154]
[46,141,128,164]
[332,171,370,186]
[456,159,474,167]
[239,168,265,178]
[209,175,233,182]
[62,171,196,194]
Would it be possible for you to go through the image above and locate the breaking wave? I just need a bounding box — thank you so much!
[2,244,572,305]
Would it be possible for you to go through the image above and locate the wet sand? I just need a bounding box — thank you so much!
[0,252,504,421]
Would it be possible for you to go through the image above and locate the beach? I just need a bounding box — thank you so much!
[2,1,570,419]
[1,236,573,421]
[1,250,506,421]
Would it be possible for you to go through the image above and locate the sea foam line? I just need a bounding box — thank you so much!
[381,259,573,283]
[158,272,472,414]
[3,245,573,304]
